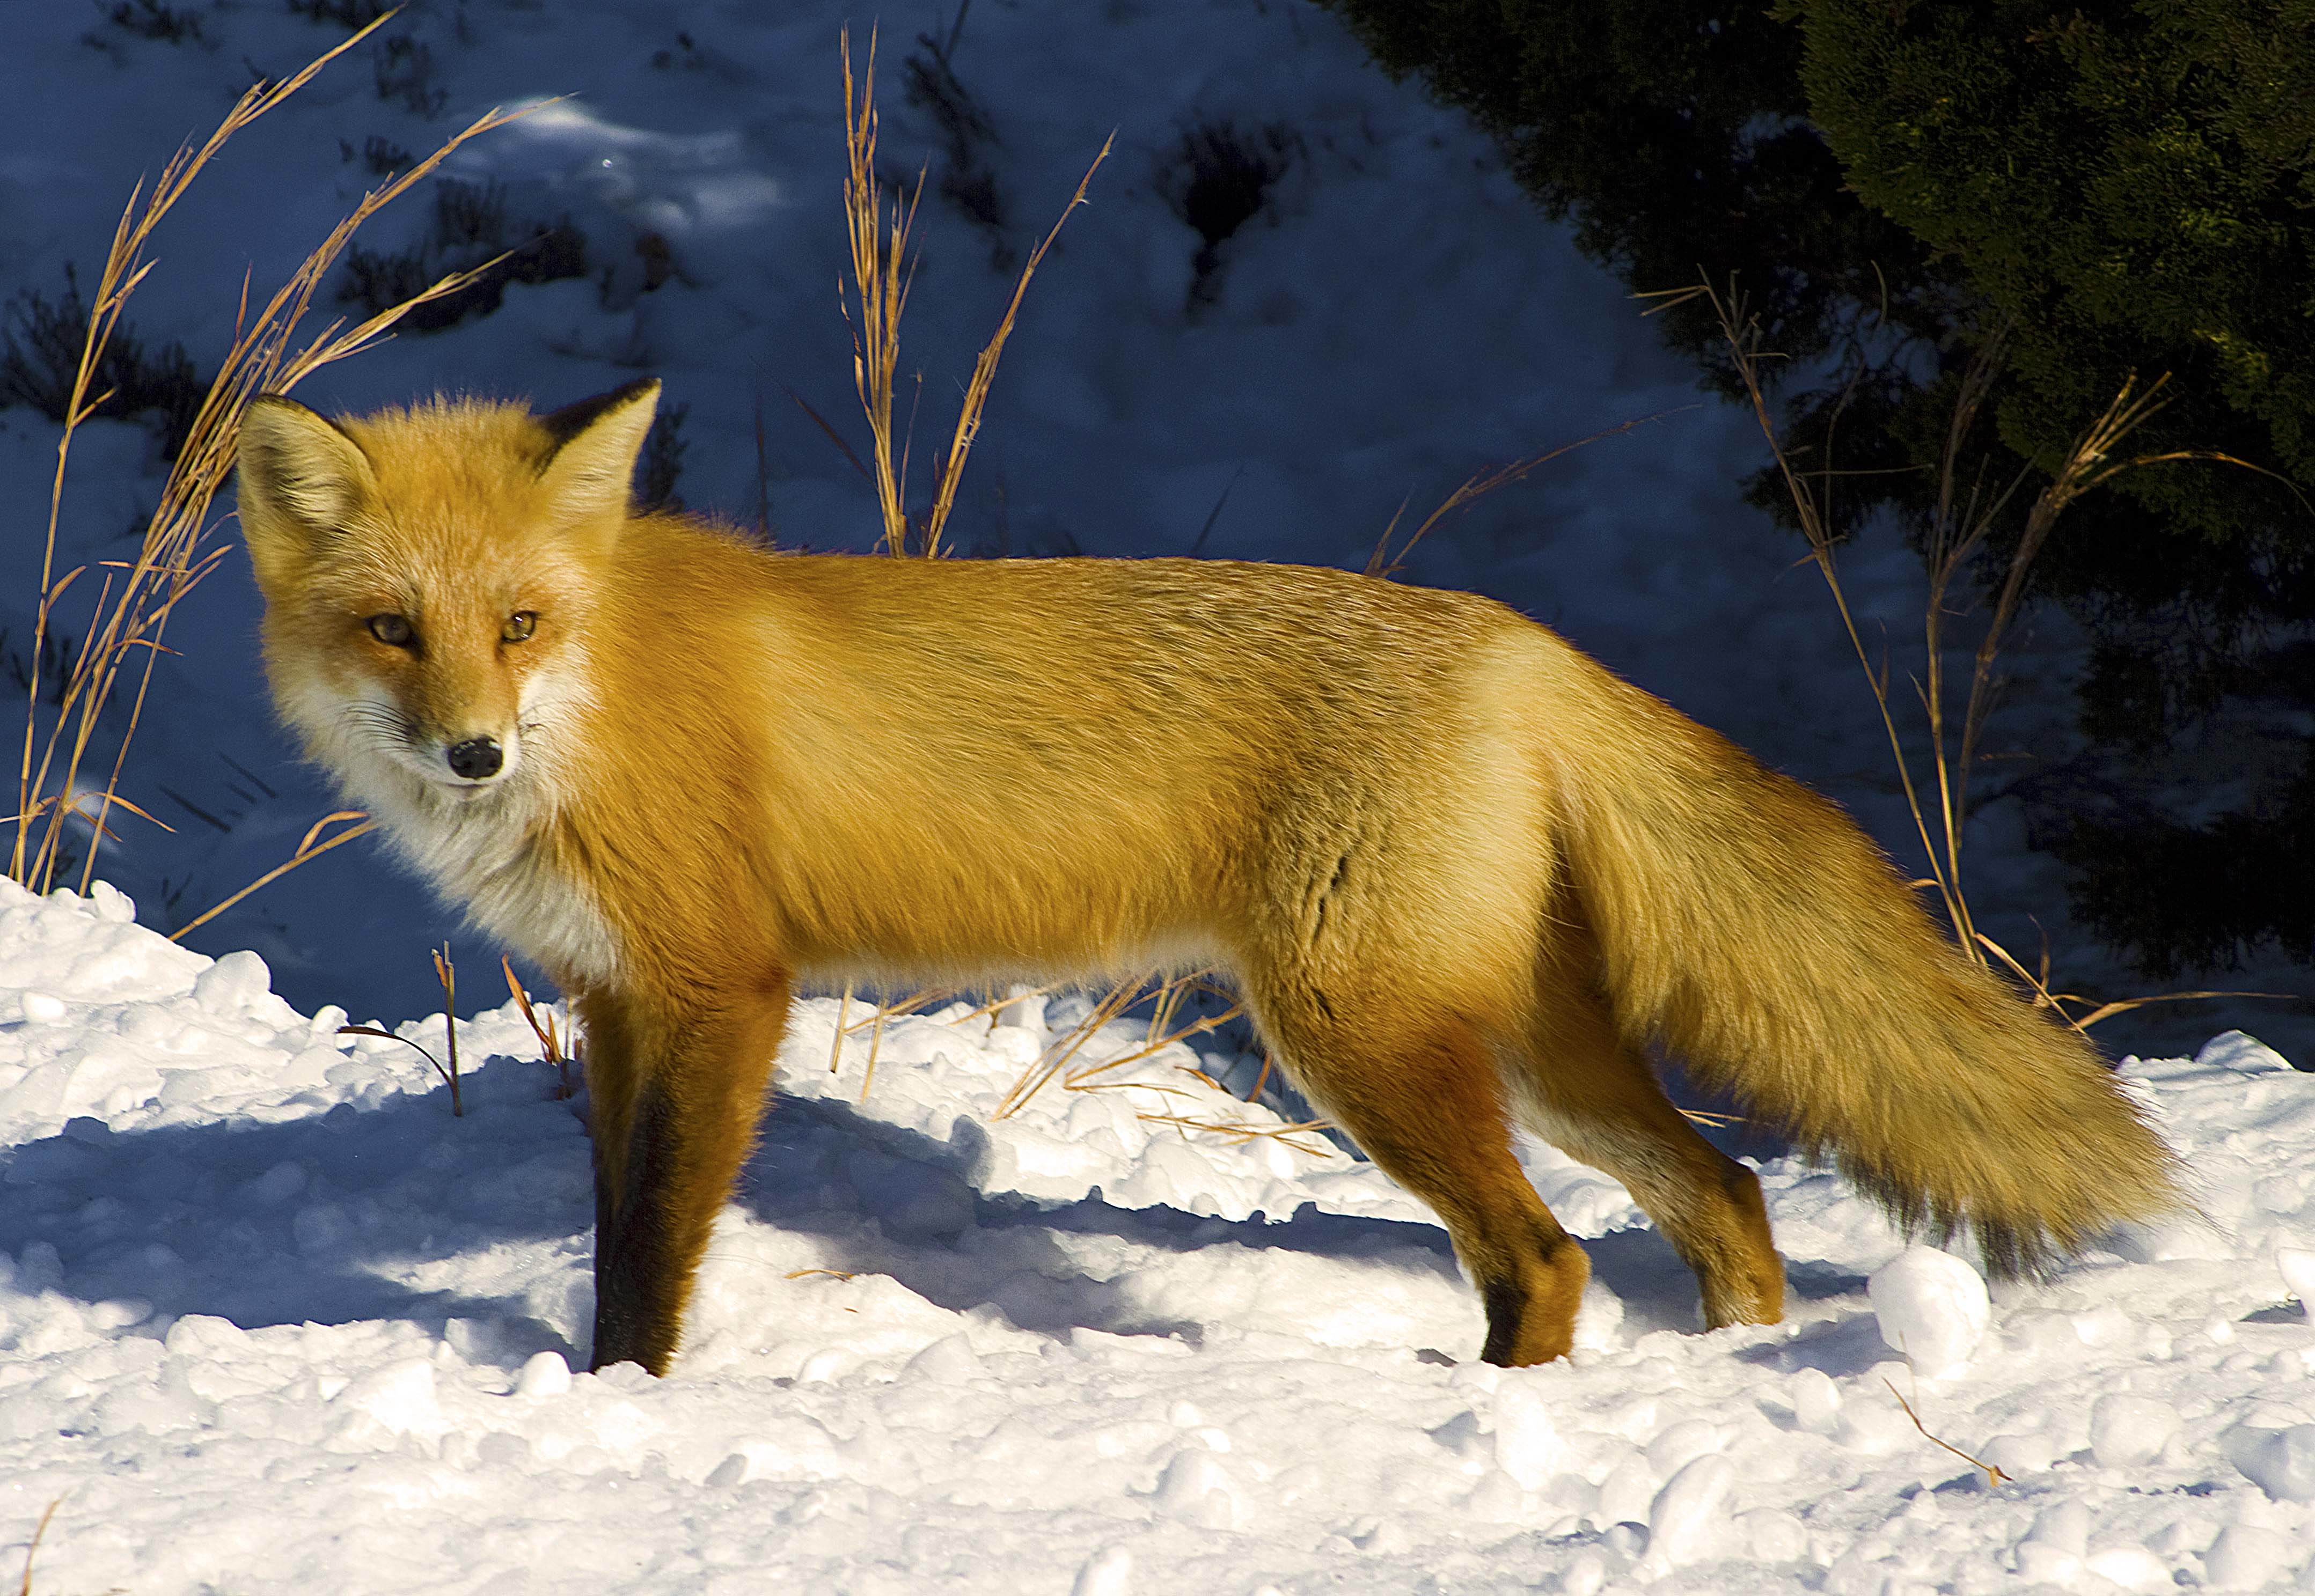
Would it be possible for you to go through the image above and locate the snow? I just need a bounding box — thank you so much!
[4,0,2314,1588]
[1867,1246,1991,1380]
[0,876,2310,1592]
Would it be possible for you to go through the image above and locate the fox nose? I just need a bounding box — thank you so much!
[446,738,503,781]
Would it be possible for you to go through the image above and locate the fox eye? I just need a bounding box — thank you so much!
[502,611,538,643]
[366,614,414,648]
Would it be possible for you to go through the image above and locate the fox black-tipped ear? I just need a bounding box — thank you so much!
[537,378,660,528]
[236,395,378,594]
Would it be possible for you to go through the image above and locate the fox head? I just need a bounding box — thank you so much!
[236,379,659,812]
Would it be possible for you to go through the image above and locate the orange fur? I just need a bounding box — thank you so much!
[237,382,2186,1376]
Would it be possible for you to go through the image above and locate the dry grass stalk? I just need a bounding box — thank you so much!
[1882,1376,2010,1488]
[8,13,537,902]
[994,973,1156,1119]
[861,1000,892,1105]
[995,970,1244,1120]
[839,26,922,555]
[1662,279,2182,970]
[839,985,959,1033]
[1643,277,2292,1031]
[830,981,854,1072]
[935,981,1067,1033]
[1365,408,1693,580]
[16,1498,59,1596]
[1064,1058,1331,1155]
[339,942,464,1116]
[167,811,376,940]
[502,954,575,1099]
[838,25,1109,557]
[433,944,460,1115]
[1130,1109,1336,1157]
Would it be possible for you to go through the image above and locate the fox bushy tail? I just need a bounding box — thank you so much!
[1551,659,2185,1278]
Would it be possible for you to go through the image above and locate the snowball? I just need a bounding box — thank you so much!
[1069,1546,1133,1596]
[2278,1249,2315,1323]
[903,1334,985,1384]
[2202,1525,2298,1591]
[192,949,273,1015]
[1789,1367,1842,1434]
[515,1351,572,1398]
[1646,1419,1727,1479]
[1493,1376,1561,1490]
[1738,1508,1807,1562]
[1152,1448,1240,1529]
[1646,1453,1734,1566]
[2025,1500,2089,1555]
[1981,1433,2056,1477]
[2090,1394,2179,1469]
[1867,1247,1990,1377]
[2197,1032,2296,1074]
[1596,1454,1657,1527]
[2223,1424,2315,1502]
[1558,1550,1609,1596]
[995,985,1047,1032]
[2084,1546,2173,1593]
[333,1358,443,1438]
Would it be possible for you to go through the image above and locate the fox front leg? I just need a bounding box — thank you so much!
[580,981,790,1374]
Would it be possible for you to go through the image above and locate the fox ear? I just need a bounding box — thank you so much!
[236,395,377,593]
[537,378,660,529]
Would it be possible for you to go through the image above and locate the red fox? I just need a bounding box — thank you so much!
[235,380,2182,1377]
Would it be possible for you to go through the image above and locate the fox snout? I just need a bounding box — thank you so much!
[446,737,504,781]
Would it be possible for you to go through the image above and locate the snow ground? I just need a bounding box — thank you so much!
[5,879,2315,1593]
[4,5,2314,1587]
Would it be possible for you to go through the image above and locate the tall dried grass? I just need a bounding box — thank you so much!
[1665,277,2284,1026]
[839,26,1109,557]
[5,15,534,917]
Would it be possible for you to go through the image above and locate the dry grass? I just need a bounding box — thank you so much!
[14,1499,58,1596]
[828,43,1313,1148]
[339,942,464,1115]
[982,969,1323,1153]
[839,26,1109,557]
[1882,1375,2010,1489]
[1652,277,2284,1028]
[167,811,376,940]
[503,954,576,1099]
[5,14,536,910]
[1364,407,1693,580]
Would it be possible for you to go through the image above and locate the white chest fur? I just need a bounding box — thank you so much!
[374,783,623,990]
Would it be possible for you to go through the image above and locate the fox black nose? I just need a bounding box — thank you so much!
[446,738,503,781]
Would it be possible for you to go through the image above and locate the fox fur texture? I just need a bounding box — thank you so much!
[236,379,2184,1376]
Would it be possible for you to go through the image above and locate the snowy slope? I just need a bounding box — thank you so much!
[4,880,2315,1594]
[9,0,2296,1061]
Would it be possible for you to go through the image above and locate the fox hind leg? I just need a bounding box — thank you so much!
[1512,970,1784,1329]
[1248,985,1590,1366]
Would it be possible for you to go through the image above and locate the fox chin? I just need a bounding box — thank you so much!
[235,379,2184,1378]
